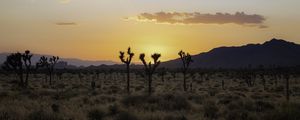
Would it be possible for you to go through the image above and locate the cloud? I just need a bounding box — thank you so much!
[125,12,268,28]
[55,22,77,26]
[58,0,71,4]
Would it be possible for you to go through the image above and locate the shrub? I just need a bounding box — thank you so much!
[254,100,274,112]
[121,94,190,111]
[164,115,188,120]
[115,111,138,120]
[108,104,119,116]
[203,100,218,119]
[263,102,300,120]
[0,108,21,120]
[224,109,256,120]
[27,110,62,120]
[87,109,105,120]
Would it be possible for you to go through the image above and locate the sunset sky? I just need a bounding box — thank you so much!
[0,0,299,62]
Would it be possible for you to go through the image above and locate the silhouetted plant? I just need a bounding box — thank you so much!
[158,67,166,83]
[91,80,96,90]
[2,52,24,86]
[2,50,33,87]
[284,74,290,101]
[37,56,59,85]
[22,50,33,87]
[139,53,161,95]
[178,50,193,91]
[222,79,225,90]
[259,65,266,90]
[119,47,134,94]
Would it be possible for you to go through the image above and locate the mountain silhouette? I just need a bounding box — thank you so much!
[162,38,300,68]
[0,53,117,67]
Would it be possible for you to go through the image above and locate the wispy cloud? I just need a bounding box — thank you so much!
[55,22,77,26]
[58,0,71,4]
[125,12,268,28]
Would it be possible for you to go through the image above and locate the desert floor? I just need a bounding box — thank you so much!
[0,72,299,120]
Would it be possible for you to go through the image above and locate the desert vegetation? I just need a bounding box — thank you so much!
[0,50,300,120]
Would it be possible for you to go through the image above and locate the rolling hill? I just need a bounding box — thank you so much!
[162,38,300,68]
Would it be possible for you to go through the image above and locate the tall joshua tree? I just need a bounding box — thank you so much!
[2,52,24,86]
[178,50,193,91]
[119,47,134,94]
[139,53,161,95]
[22,50,33,87]
[37,56,59,85]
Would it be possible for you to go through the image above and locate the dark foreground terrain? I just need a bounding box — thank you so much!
[0,70,300,120]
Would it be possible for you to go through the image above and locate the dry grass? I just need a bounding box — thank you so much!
[0,72,299,120]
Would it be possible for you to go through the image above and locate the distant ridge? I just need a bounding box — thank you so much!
[0,53,117,67]
[162,38,300,68]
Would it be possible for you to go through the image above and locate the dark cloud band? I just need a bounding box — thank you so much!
[125,12,267,28]
[55,22,77,26]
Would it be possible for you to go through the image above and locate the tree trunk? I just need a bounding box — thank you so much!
[25,70,29,87]
[126,64,130,94]
[286,75,290,101]
[49,72,52,85]
[222,79,225,90]
[183,72,187,91]
[148,74,152,95]
[19,71,24,87]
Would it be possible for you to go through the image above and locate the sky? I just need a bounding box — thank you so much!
[0,0,300,63]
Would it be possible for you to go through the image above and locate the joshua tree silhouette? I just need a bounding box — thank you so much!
[2,52,24,87]
[22,50,33,87]
[139,53,161,95]
[2,50,33,87]
[37,56,59,85]
[119,47,134,94]
[178,50,193,91]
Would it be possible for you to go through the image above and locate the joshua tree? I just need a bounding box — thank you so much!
[37,56,59,85]
[119,47,134,94]
[22,50,33,86]
[158,67,166,83]
[2,50,33,87]
[2,52,24,86]
[36,56,49,82]
[139,53,161,95]
[178,50,193,91]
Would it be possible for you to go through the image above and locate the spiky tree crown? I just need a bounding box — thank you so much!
[36,56,49,69]
[22,50,32,67]
[2,52,23,71]
[119,47,134,65]
[178,50,193,70]
[139,53,161,74]
[36,56,59,70]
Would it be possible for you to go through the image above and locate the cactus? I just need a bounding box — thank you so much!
[119,47,134,94]
[139,53,161,95]
[36,56,59,85]
[178,50,193,91]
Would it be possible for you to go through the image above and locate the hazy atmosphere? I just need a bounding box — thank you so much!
[1,0,300,62]
[1,1,300,120]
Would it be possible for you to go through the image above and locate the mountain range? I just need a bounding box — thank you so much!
[0,53,117,67]
[161,38,300,68]
[1,38,299,69]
